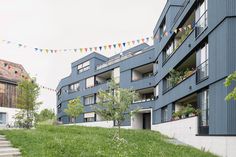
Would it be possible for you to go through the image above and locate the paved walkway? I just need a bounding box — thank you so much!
[0,135,21,157]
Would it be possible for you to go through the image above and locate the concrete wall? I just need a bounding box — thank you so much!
[152,117,236,157]
[66,120,114,128]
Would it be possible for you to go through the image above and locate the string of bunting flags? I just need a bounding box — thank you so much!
[0,22,195,54]
[1,37,152,54]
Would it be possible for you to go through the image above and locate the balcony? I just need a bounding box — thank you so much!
[172,93,199,121]
[96,51,143,70]
[133,87,155,104]
[95,71,112,86]
[163,52,196,93]
[163,11,195,64]
[132,63,154,82]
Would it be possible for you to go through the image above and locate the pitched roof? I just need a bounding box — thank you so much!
[0,59,28,83]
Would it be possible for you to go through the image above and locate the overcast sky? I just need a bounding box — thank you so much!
[0,0,166,112]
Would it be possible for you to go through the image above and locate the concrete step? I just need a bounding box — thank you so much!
[0,148,20,154]
[0,141,10,144]
[0,143,12,147]
[0,137,6,141]
[0,152,21,157]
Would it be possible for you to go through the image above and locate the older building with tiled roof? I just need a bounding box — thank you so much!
[0,59,28,127]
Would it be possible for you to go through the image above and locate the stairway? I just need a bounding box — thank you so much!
[0,135,21,157]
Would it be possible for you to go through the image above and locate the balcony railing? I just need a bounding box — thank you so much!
[96,51,142,70]
[195,10,208,38]
[163,69,196,93]
[196,60,208,83]
[132,97,155,104]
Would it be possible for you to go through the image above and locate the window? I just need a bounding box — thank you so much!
[159,18,166,40]
[86,77,94,88]
[196,43,208,82]
[153,62,158,74]
[84,112,96,122]
[161,106,168,123]
[95,94,100,104]
[84,95,95,105]
[199,89,209,126]
[195,0,208,37]
[68,82,80,93]
[0,113,6,124]
[164,42,174,61]
[57,104,62,113]
[155,84,159,98]
[198,89,209,134]
[78,61,90,73]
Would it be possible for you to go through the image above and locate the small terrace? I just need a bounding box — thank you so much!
[132,63,154,82]
[163,52,196,93]
[133,87,155,104]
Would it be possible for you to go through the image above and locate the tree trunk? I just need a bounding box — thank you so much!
[118,121,121,139]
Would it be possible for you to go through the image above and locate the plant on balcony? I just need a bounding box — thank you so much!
[167,68,196,89]
[172,104,200,120]
[172,110,182,120]
[167,69,183,87]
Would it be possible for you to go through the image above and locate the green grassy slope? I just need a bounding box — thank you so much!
[0,125,217,157]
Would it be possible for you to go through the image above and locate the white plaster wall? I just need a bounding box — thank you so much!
[0,107,20,127]
[132,70,142,81]
[73,121,114,128]
[131,113,143,129]
[152,117,236,157]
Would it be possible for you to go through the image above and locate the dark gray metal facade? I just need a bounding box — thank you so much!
[57,0,236,135]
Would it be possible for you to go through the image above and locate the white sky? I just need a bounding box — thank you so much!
[0,0,166,112]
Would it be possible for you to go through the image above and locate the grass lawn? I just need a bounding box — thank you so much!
[0,125,216,157]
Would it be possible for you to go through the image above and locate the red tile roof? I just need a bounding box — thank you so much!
[0,59,28,83]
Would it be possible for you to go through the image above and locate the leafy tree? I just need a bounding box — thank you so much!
[64,97,84,124]
[16,78,42,129]
[224,71,236,101]
[36,109,55,122]
[95,78,138,139]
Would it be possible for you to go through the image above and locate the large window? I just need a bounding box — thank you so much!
[0,82,17,108]
[0,113,6,124]
[68,82,80,93]
[77,61,90,73]
[195,0,208,37]
[196,43,208,83]
[161,106,168,123]
[86,77,94,88]
[198,89,209,134]
[84,95,95,105]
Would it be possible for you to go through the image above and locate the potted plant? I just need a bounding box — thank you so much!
[172,110,182,120]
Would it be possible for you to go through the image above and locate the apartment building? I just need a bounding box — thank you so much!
[57,0,236,156]
[0,59,28,127]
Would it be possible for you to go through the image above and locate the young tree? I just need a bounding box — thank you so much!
[36,109,55,122]
[95,78,138,139]
[224,71,236,101]
[64,97,84,124]
[16,78,41,129]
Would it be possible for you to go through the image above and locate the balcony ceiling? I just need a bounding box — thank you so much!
[134,63,153,73]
